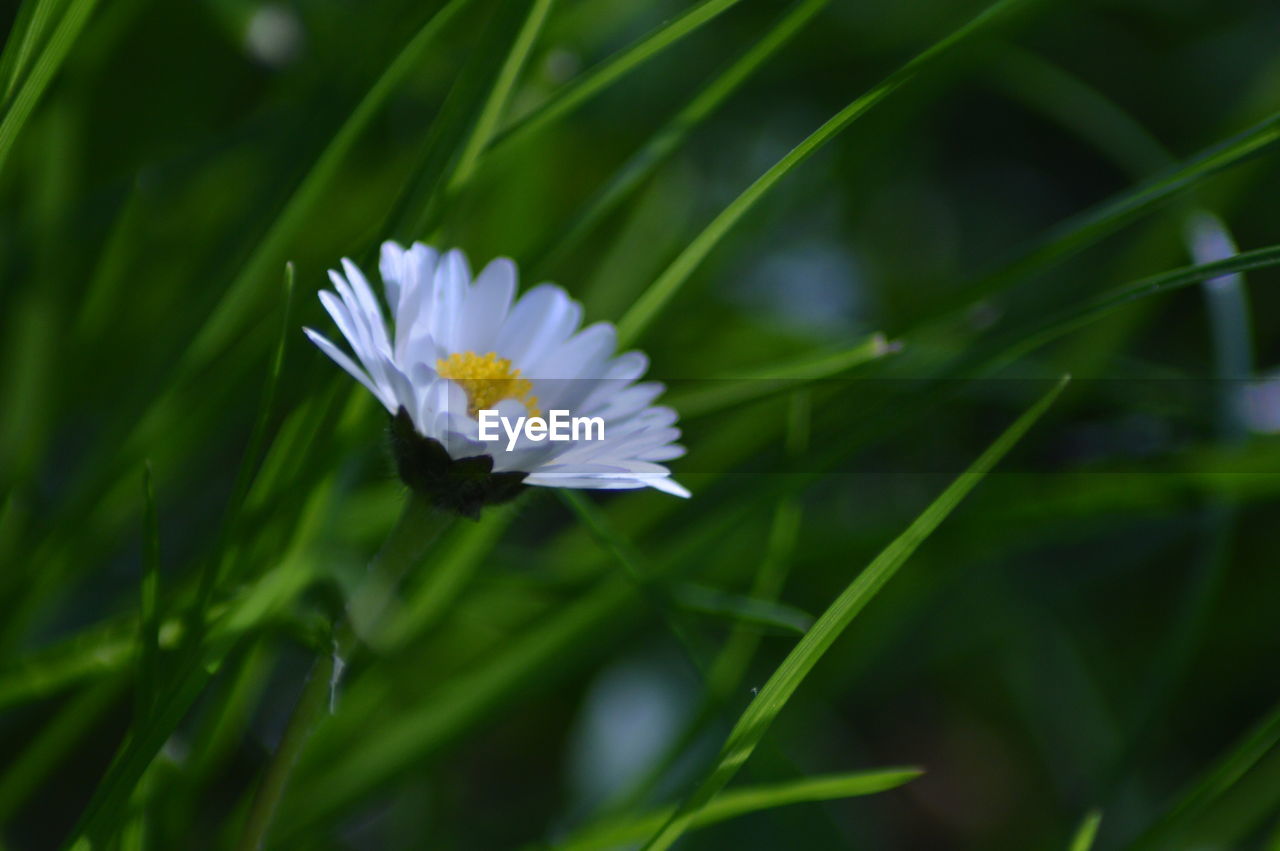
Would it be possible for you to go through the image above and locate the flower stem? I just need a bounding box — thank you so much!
[234,495,453,851]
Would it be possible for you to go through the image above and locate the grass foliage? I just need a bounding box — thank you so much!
[2,0,1280,848]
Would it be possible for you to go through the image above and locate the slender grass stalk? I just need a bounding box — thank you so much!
[616,0,1036,346]
[390,0,543,241]
[0,679,122,823]
[137,462,161,723]
[983,245,1280,372]
[532,0,829,273]
[273,506,761,839]
[986,60,1257,812]
[485,0,747,159]
[925,107,1280,321]
[234,496,454,851]
[639,377,1068,850]
[668,333,893,419]
[595,393,810,818]
[0,0,64,100]
[1129,698,1280,849]
[554,767,921,851]
[233,653,335,851]
[559,490,707,677]
[448,0,556,189]
[0,0,99,177]
[183,0,472,369]
[1068,809,1102,851]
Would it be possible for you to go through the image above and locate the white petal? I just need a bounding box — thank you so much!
[430,249,471,353]
[394,244,440,358]
[458,258,516,354]
[495,284,582,369]
[532,321,616,378]
[341,258,389,341]
[303,328,394,412]
[318,290,375,362]
[379,241,408,310]
[639,443,686,462]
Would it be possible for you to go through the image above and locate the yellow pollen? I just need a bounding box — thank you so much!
[436,351,540,418]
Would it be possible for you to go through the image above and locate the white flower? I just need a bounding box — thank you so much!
[304,241,689,510]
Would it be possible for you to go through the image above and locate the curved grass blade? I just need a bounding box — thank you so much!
[274,503,760,840]
[378,505,518,650]
[533,0,829,272]
[188,262,294,643]
[278,377,1054,837]
[136,462,161,723]
[1129,698,1280,850]
[600,395,812,818]
[927,107,1280,319]
[988,46,1172,177]
[616,0,1037,347]
[986,244,1280,371]
[559,489,706,675]
[389,0,545,239]
[61,481,337,849]
[669,332,895,419]
[447,0,556,189]
[670,582,813,636]
[985,50,1256,427]
[62,658,218,850]
[554,768,922,851]
[0,0,99,177]
[0,680,122,825]
[639,376,1069,851]
[485,0,747,160]
[999,58,1260,816]
[185,0,472,369]
[1069,809,1102,851]
[0,0,63,100]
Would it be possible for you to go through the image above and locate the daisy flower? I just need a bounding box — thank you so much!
[304,241,689,516]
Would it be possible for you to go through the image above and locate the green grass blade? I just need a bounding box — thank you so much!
[61,480,337,848]
[0,556,318,708]
[931,107,1280,318]
[988,46,1172,177]
[390,0,544,239]
[184,0,471,369]
[278,577,640,839]
[0,0,64,101]
[448,0,556,189]
[639,376,1069,851]
[616,0,1035,347]
[669,333,894,420]
[534,0,829,271]
[670,582,813,636]
[559,489,705,672]
[486,0,747,159]
[987,244,1280,371]
[184,641,275,793]
[196,262,293,609]
[378,505,518,650]
[136,462,161,723]
[0,0,98,177]
[555,768,922,851]
[1068,809,1102,851]
[62,659,218,850]
[1130,698,1280,850]
[568,394,812,822]
[0,680,122,824]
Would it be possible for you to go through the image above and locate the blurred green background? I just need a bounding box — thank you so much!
[2,0,1280,848]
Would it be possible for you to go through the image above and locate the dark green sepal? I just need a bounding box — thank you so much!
[388,408,526,519]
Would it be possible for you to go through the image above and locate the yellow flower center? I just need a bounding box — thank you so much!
[436,351,540,418]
